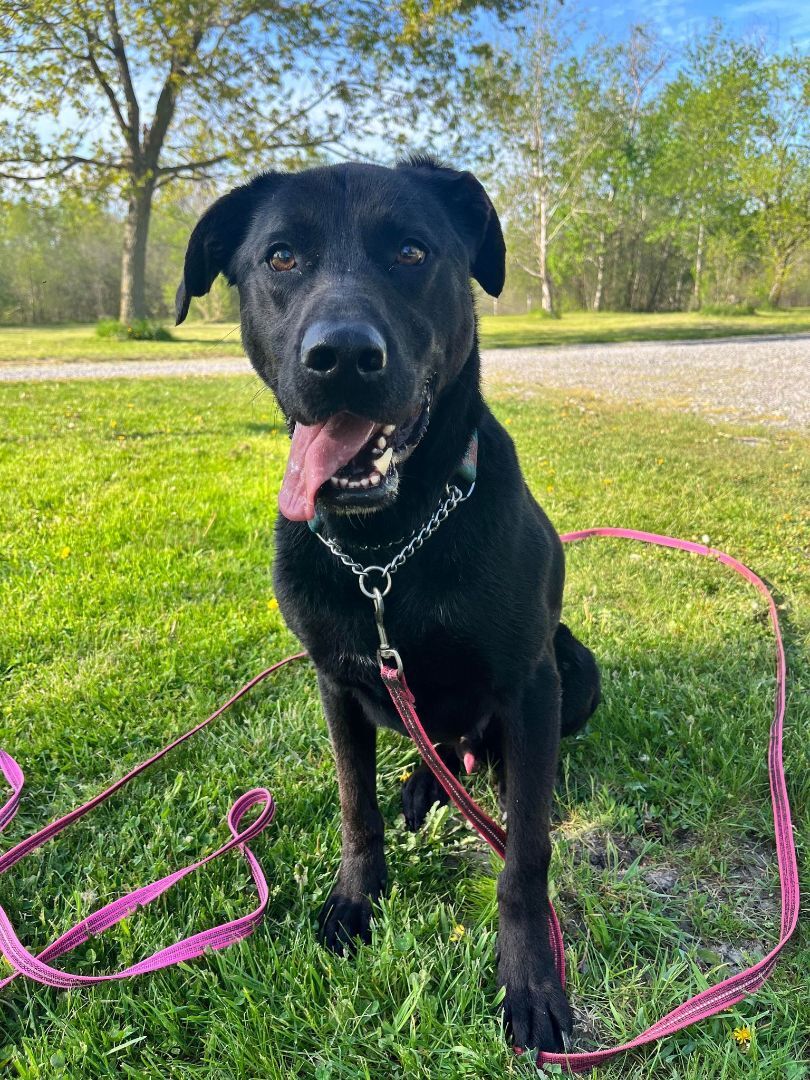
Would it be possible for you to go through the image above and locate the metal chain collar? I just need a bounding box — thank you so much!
[312,478,475,676]
[312,479,475,601]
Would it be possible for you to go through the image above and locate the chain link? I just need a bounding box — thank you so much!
[313,480,475,593]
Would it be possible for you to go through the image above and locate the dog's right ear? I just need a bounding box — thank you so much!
[175,174,276,325]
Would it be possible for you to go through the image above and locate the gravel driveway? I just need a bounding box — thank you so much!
[2,333,807,429]
[483,333,809,428]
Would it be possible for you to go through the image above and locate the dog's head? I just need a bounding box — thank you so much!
[176,156,505,522]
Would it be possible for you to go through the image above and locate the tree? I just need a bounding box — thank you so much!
[458,3,659,313]
[737,50,810,307]
[0,0,513,322]
[0,194,122,322]
[570,27,665,312]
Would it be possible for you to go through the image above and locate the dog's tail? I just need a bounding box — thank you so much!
[554,622,601,737]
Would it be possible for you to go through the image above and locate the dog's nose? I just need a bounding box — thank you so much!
[300,321,387,379]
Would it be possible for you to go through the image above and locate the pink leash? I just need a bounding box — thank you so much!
[0,654,305,988]
[382,528,798,1072]
[0,530,798,1075]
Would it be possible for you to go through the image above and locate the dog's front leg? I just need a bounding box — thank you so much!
[496,653,573,1052]
[317,674,387,955]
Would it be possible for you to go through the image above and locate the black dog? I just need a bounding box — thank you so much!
[176,156,600,1053]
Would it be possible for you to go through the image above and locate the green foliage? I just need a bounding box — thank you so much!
[95,318,173,341]
[1,2,808,321]
[0,0,516,320]
[0,376,807,1077]
[699,302,757,317]
[456,5,810,314]
[0,196,122,324]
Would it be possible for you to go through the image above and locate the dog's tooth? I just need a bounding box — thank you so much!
[376,436,387,449]
[360,477,370,488]
[374,447,393,474]
[329,476,339,486]
[339,477,349,488]
[382,424,395,436]
[348,480,360,489]
[371,447,383,458]
[369,472,381,486]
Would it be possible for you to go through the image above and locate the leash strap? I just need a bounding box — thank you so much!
[0,654,306,988]
[380,528,798,1073]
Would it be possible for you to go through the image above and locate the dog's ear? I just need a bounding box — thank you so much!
[175,174,277,325]
[397,155,506,297]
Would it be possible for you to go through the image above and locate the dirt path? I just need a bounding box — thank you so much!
[1,333,807,428]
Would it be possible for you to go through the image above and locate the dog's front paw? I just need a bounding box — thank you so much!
[497,948,572,1053]
[318,888,376,955]
[401,765,449,831]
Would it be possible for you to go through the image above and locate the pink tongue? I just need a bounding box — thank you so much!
[278,412,378,521]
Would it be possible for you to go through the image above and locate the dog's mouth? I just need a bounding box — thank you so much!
[278,384,432,522]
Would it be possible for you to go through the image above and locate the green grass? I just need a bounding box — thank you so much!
[0,322,244,362]
[1,306,809,362]
[0,378,807,1079]
[478,307,810,349]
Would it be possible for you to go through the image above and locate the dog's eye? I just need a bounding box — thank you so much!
[396,241,427,266]
[268,247,296,272]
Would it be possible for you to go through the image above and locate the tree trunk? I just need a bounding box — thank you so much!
[538,189,553,313]
[647,235,673,312]
[768,257,789,308]
[593,232,605,312]
[119,180,154,323]
[692,212,705,311]
[674,269,685,310]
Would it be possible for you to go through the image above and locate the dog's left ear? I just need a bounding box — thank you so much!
[175,173,277,324]
[399,157,506,297]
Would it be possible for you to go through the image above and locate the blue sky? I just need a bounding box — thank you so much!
[588,0,810,50]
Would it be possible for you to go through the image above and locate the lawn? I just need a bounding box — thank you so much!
[1,306,809,362]
[0,377,807,1079]
[478,306,810,349]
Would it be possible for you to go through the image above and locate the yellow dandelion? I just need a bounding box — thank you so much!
[546,484,554,494]
[58,546,71,559]
[109,419,117,428]
[267,597,279,610]
[505,418,513,426]
[399,770,412,783]
[732,1025,752,1051]
[450,923,466,942]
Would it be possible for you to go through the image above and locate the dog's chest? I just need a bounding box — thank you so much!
[325,619,499,741]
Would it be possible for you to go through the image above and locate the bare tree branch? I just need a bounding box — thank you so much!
[0,153,125,181]
[102,0,140,143]
[83,34,131,140]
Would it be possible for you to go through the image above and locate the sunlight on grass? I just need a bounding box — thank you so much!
[1,307,808,363]
[0,378,807,1079]
[478,307,810,349]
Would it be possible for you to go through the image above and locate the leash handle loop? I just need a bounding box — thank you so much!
[0,654,306,989]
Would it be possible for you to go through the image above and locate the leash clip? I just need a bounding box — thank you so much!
[368,586,403,677]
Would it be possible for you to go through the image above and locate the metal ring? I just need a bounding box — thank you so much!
[378,646,404,677]
[358,566,392,598]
